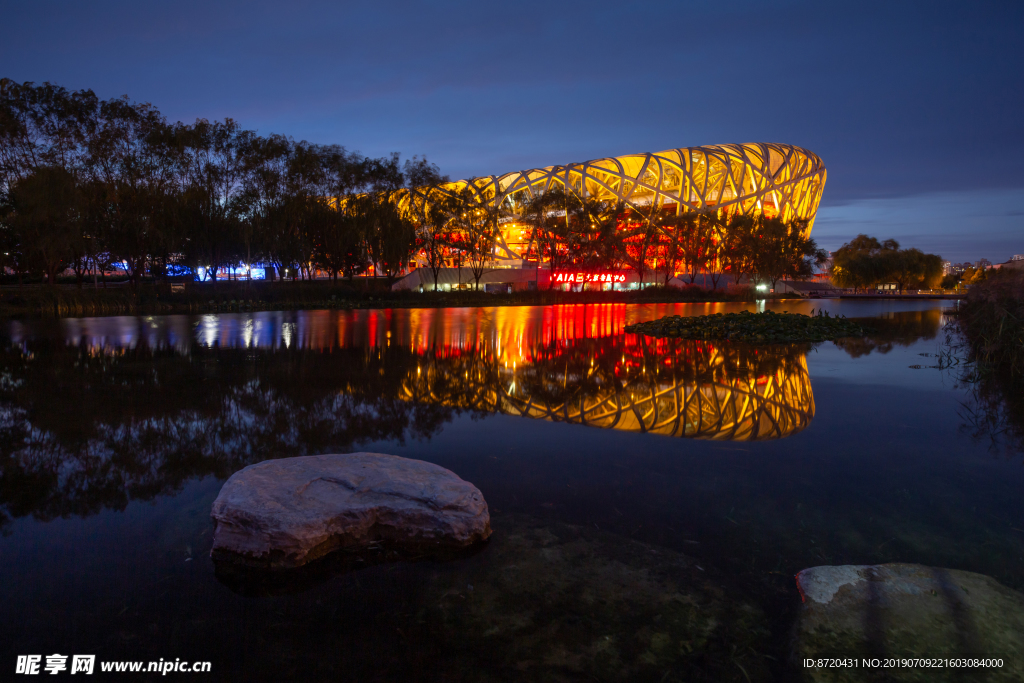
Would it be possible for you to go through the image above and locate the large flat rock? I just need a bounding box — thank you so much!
[794,563,1024,682]
[211,452,491,568]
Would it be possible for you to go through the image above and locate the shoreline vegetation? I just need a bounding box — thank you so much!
[958,269,1024,379]
[952,269,1024,454]
[0,281,781,318]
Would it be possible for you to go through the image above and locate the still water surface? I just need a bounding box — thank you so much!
[1,300,1021,681]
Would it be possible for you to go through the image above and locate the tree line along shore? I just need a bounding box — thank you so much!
[3,80,839,294]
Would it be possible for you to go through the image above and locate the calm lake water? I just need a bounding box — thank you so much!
[2,300,1022,681]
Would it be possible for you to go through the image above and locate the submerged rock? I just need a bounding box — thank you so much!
[794,563,1024,682]
[210,452,491,568]
[421,515,773,682]
[211,512,772,681]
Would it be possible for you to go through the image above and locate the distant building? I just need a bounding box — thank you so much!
[1012,254,1024,261]
[941,260,952,275]
[976,258,993,270]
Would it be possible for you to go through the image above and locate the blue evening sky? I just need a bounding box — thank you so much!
[2,0,1022,262]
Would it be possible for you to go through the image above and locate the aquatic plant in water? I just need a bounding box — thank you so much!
[625,310,865,343]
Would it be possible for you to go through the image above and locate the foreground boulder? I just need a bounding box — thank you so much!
[794,563,1024,682]
[211,452,491,568]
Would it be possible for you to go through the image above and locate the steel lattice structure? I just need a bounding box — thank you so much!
[398,142,826,263]
[504,360,814,441]
[401,347,815,441]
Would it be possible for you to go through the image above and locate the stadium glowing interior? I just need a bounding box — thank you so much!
[401,142,826,269]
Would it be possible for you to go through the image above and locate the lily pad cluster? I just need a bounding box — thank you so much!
[624,310,866,343]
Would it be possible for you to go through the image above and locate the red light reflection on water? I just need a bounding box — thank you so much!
[7,301,781,363]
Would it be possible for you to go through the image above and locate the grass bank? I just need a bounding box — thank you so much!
[0,281,776,319]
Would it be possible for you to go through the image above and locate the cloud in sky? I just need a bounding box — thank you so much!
[2,0,1022,258]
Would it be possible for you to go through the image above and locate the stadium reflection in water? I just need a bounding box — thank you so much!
[11,304,815,441]
[402,336,813,441]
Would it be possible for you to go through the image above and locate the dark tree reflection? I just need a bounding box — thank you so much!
[0,342,462,530]
[939,319,1024,460]
[833,308,947,357]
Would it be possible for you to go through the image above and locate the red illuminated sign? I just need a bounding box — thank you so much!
[551,271,627,284]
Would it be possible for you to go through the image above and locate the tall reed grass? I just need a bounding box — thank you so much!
[958,269,1024,379]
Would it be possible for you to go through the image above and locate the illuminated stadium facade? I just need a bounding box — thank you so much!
[400,142,826,270]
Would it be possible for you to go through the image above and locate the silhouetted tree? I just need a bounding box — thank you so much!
[519,187,574,285]
[748,216,826,290]
[449,185,503,290]
[830,235,941,293]
[830,234,899,291]
[364,193,418,284]
[416,189,461,291]
[7,166,79,283]
[620,204,661,288]
[675,210,716,285]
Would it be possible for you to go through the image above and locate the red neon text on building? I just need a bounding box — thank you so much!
[551,272,627,284]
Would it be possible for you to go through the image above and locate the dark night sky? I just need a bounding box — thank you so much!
[2,0,1022,262]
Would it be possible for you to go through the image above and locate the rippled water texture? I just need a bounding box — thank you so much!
[1,300,1022,681]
